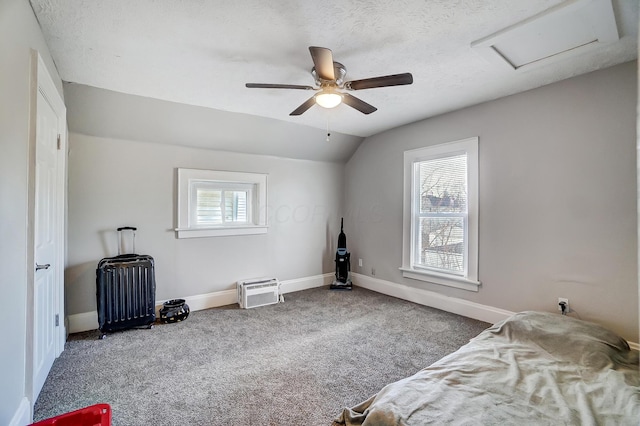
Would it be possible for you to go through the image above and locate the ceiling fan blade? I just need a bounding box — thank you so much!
[345,73,413,90]
[309,46,335,81]
[289,96,317,116]
[342,93,377,114]
[246,83,316,90]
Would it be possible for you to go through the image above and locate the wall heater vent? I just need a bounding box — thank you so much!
[237,277,279,309]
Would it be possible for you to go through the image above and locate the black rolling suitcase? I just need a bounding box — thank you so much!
[96,227,156,339]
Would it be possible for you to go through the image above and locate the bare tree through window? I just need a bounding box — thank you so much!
[416,154,467,274]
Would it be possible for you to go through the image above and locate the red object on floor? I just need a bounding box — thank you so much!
[30,404,111,426]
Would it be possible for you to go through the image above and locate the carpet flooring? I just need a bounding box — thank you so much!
[34,286,489,425]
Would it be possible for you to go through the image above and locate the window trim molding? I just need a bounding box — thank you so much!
[176,168,268,238]
[401,137,480,291]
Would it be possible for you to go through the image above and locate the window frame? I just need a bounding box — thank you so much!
[400,137,480,291]
[176,168,268,238]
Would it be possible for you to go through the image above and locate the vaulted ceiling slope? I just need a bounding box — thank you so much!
[33,0,637,140]
[63,82,364,163]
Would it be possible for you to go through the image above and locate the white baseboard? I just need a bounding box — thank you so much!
[68,273,333,333]
[280,273,333,294]
[68,311,99,334]
[352,272,516,325]
[352,273,640,349]
[155,272,332,313]
[8,397,30,426]
[68,290,238,334]
[166,289,237,314]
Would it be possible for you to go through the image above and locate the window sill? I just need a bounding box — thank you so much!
[175,226,268,239]
[399,267,481,292]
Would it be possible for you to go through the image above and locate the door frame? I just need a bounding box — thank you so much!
[26,50,67,410]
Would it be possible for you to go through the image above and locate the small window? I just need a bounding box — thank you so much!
[191,182,251,227]
[176,169,267,238]
[401,137,480,291]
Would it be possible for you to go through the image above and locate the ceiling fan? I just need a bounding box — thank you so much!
[245,46,413,116]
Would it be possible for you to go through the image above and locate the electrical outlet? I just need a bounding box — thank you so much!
[358,258,363,267]
[558,297,569,313]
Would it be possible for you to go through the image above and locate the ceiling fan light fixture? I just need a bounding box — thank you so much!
[246,46,413,116]
[315,91,342,109]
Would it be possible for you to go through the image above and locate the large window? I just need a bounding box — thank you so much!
[401,137,480,291]
[176,168,267,238]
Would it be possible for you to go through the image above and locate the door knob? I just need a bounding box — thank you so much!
[35,263,51,271]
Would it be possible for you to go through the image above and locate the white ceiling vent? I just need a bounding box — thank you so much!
[471,0,619,71]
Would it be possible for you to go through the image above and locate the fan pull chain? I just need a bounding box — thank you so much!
[326,116,331,142]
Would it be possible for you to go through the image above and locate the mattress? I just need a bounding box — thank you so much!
[333,311,639,425]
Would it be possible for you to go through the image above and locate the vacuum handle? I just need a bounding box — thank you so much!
[117,226,136,255]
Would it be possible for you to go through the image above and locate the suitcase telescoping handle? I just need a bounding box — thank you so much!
[117,226,137,256]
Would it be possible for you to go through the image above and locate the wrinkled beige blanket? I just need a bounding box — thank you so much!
[334,311,639,426]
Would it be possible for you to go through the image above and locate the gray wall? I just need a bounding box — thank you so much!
[63,83,364,163]
[345,61,638,342]
[0,0,64,423]
[65,134,344,315]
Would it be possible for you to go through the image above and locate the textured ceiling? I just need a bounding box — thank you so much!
[31,0,638,138]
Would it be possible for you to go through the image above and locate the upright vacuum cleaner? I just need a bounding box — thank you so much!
[330,218,352,290]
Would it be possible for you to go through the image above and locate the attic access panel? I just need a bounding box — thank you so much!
[471,0,619,71]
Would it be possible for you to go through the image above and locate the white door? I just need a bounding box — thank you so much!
[33,87,60,402]
[32,53,66,405]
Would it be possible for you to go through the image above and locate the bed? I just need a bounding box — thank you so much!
[333,311,639,425]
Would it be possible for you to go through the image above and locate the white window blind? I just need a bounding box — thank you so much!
[191,182,252,227]
[176,169,268,238]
